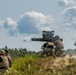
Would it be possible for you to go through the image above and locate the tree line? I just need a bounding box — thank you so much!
[2,46,37,58]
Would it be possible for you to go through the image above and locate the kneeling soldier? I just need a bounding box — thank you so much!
[42,41,55,56]
[54,35,65,57]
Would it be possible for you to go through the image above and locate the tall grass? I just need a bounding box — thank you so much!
[4,55,76,75]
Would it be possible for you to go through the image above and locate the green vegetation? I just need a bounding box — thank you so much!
[4,54,76,75]
[1,46,76,75]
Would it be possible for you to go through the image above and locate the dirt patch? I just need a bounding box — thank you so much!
[52,55,70,67]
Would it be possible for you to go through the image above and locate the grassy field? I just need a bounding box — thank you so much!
[4,55,76,75]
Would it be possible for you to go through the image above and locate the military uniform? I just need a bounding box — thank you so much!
[0,50,9,75]
[42,42,55,56]
[54,38,65,57]
[5,50,12,68]
[7,55,12,68]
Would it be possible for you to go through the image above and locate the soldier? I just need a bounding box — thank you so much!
[0,50,9,75]
[54,35,65,57]
[41,41,55,56]
[4,50,12,68]
[41,42,48,56]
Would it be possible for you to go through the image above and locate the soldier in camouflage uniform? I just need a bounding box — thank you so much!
[4,50,12,68]
[54,35,65,57]
[41,41,55,56]
[0,50,9,75]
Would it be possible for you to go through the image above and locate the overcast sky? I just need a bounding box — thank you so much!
[0,0,76,51]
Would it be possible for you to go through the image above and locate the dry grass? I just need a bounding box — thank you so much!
[4,54,76,75]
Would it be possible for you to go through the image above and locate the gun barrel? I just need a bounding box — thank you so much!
[31,38,44,41]
[31,38,53,42]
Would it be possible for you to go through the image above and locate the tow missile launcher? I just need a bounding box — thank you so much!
[31,31,63,42]
[31,31,55,42]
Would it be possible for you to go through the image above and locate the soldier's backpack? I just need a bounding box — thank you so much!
[0,56,9,69]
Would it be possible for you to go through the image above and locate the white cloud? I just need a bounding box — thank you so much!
[0,11,54,36]
[62,6,76,30]
[3,18,17,29]
[58,0,75,6]
[3,18,19,36]
[18,11,54,34]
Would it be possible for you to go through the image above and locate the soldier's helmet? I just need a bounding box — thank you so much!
[48,42,54,46]
[0,50,5,55]
[4,50,8,54]
[54,35,60,40]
